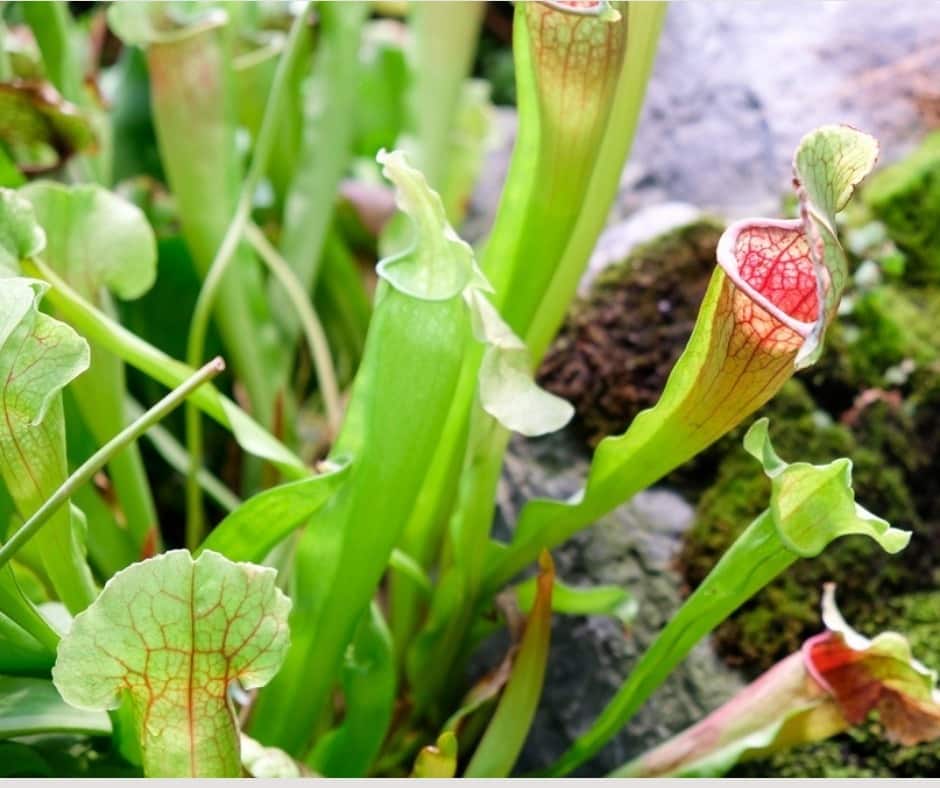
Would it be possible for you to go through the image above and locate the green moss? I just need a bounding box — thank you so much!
[864,131,940,284]
[732,591,940,778]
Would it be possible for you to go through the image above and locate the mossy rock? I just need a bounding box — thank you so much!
[805,284,940,412]
[678,380,932,673]
[733,591,940,777]
[864,131,940,285]
[538,219,723,446]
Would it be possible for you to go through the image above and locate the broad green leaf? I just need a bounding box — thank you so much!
[0,189,45,275]
[515,575,637,627]
[465,551,554,777]
[21,181,156,300]
[309,603,396,777]
[411,732,458,778]
[375,148,475,300]
[252,151,469,755]
[0,676,110,739]
[544,419,909,775]
[198,457,350,563]
[467,287,573,437]
[487,125,880,592]
[52,549,292,777]
[0,277,96,614]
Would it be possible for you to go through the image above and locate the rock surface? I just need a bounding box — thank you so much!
[495,432,742,776]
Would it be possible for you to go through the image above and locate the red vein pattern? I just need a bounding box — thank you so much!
[52,550,291,777]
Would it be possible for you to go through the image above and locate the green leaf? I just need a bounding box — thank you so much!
[52,550,292,777]
[20,181,156,300]
[0,608,56,674]
[197,457,350,563]
[515,575,636,627]
[543,418,908,775]
[0,676,110,739]
[252,151,470,755]
[743,419,909,557]
[309,603,396,777]
[467,287,573,437]
[465,551,554,777]
[487,125,880,592]
[411,732,458,778]
[0,277,96,614]
[0,188,45,275]
[110,0,285,423]
[375,148,475,300]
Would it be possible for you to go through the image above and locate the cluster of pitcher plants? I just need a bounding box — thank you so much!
[1,0,939,778]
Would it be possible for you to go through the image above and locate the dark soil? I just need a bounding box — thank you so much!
[537,220,723,447]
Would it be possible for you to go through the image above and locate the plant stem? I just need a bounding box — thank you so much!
[22,258,308,477]
[245,222,343,437]
[0,359,225,572]
[125,398,242,514]
[184,2,313,546]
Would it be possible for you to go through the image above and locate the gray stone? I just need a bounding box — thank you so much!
[495,432,743,777]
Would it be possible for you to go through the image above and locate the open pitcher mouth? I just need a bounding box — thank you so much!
[717,217,822,353]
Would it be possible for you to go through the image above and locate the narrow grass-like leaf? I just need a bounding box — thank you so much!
[197,459,350,563]
[515,575,637,627]
[464,551,554,777]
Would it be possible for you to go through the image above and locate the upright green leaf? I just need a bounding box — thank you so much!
[52,550,292,778]
[108,1,285,424]
[0,277,96,613]
[251,150,469,756]
[543,419,908,775]
[487,125,880,592]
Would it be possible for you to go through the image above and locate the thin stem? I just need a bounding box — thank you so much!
[184,3,313,545]
[21,258,308,477]
[125,398,242,514]
[0,359,225,572]
[245,222,343,437]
